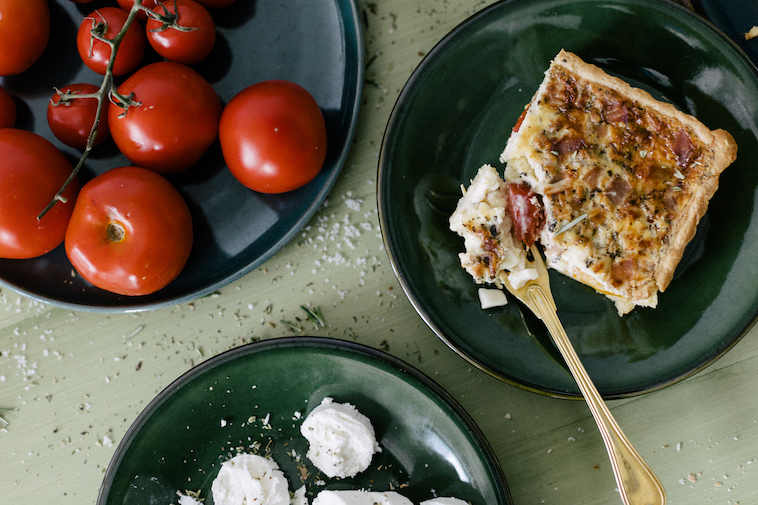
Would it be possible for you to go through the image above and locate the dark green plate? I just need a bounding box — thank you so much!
[0,0,362,312]
[692,0,758,66]
[96,337,512,505]
[378,0,758,398]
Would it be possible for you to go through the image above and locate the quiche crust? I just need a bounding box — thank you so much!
[500,50,738,314]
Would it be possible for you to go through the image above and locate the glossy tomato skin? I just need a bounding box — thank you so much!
[116,0,158,22]
[47,83,110,149]
[77,7,146,76]
[65,166,193,296]
[0,85,16,128]
[146,0,216,64]
[109,62,221,173]
[0,129,79,259]
[507,182,543,247]
[0,0,50,76]
[219,80,328,194]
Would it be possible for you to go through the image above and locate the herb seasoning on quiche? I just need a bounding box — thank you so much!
[451,50,737,315]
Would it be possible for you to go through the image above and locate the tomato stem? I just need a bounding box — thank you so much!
[148,0,201,33]
[38,0,145,222]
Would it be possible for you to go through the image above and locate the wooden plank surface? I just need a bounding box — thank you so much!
[2,1,757,504]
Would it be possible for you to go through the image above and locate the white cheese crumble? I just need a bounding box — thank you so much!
[312,490,413,505]
[211,453,289,505]
[420,498,470,505]
[300,397,381,478]
[477,288,508,309]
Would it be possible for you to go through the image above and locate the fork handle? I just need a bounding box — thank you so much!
[528,286,666,505]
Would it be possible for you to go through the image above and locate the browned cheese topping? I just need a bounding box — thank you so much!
[531,63,718,296]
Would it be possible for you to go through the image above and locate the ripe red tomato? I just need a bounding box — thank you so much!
[109,61,221,173]
[77,7,146,76]
[219,80,328,194]
[193,0,236,8]
[0,129,79,259]
[507,182,543,247]
[47,83,110,149]
[0,85,16,128]
[0,0,50,76]
[116,0,158,22]
[65,166,193,296]
[146,0,215,64]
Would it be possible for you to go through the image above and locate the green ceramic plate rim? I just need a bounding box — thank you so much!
[96,336,513,504]
[0,0,364,313]
[377,0,758,399]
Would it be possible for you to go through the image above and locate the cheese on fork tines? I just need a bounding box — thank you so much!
[300,397,381,478]
[312,490,413,505]
[210,453,289,505]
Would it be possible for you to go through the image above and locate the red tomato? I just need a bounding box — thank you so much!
[513,108,528,133]
[77,7,146,76]
[116,0,158,22]
[65,166,193,296]
[47,83,110,149]
[0,129,79,259]
[507,183,543,247]
[146,0,215,64]
[109,61,221,173]
[0,0,50,76]
[219,80,327,194]
[194,0,236,7]
[0,85,16,128]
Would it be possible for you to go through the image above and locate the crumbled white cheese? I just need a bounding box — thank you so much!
[176,492,203,505]
[211,453,289,505]
[312,490,413,505]
[420,498,470,505]
[300,397,381,478]
[507,267,538,289]
[477,288,508,309]
[291,486,308,505]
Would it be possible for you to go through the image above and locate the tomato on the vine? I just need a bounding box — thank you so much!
[219,80,328,194]
[109,61,221,173]
[0,85,16,128]
[0,0,50,76]
[65,166,193,296]
[47,83,110,149]
[77,7,146,76]
[146,0,216,64]
[0,129,80,259]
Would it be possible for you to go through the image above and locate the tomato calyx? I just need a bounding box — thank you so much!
[83,12,114,57]
[147,0,201,33]
[109,90,142,118]
[50,86,100,106]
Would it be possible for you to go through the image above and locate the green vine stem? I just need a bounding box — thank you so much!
[38,0,194,221]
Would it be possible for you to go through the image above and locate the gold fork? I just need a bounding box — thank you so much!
[503,245,666,505]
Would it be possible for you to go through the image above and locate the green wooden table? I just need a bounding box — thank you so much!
[2,1,757,504]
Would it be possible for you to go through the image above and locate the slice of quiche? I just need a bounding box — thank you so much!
[500,49,737,315]
[452,50,737,315]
